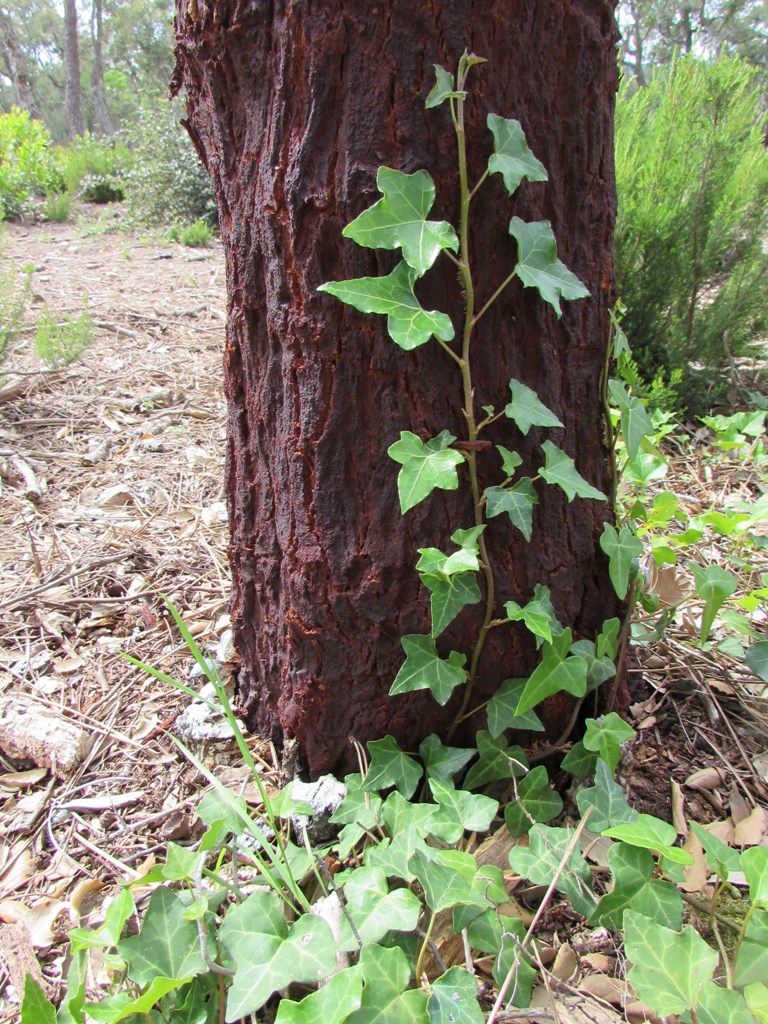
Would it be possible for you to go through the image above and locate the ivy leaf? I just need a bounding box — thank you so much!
[688,562,739,644]
[390,634,467,707]
[504,584,559,645]
[496,445,523,476]
[508,217,590,316]
[319,261,455,351]
[220,893,337,1019]
[575,758,638,833]
[623,911,718,1017]
[734,910,768,988]
[331,774,382,829]
[503,378,563,435]
[343,167,458,275]
[504,765,563,837]
[427,778,498,843]
[419,734,476,783]
[600,523,644,599]
[583,713,635,774]
[119,888,207,985]
[409,848,490,913]
[569,638,616,691]
[486,678,545,738]
[484,477,538,540]
[692,983,756,1024]
[388,430,465,513]
[487,114,548,195]
[493,923,537,1008]
[420,571,481,638]
[463,730,528,790]
[21,977,56,1024]
[364,736,423,798]
[515,628,588,717]
[508,824,596,918]
[742,847,768,906]
[597,618,621,660]
[590,842,682,931]
[274,964,363,1024]
[602,814,694,866]
[365,824,432,883]
[84,977,193,1023]
[688,821,742,881]
[346,944,429,1024]
[608,379,653,461]
[560,740,598,780]
[428,968,484,1024]
[380,790,438,839]
[339,866,422,951]
[745,640,768,682]
[539,441,606,502]
[426,65,466,109]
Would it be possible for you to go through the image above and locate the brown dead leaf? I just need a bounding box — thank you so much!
[0,900,26,923]
[651,564,688,607]
[581,952,615,973]
[704,817,735,844]
[734,805,767,847]
[579,973,631,1005]
[0,768,47,790]
[685,766,727,791]
[671,780,687,836]
[0,842,34,894]
[70,878,104,915]
[729,785,752,825]
[681,831,708,892]
[551,943,578,981]
[21,897,72,948]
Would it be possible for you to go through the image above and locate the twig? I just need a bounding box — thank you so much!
[0,551,134,611]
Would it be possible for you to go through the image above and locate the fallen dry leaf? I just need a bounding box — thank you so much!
[734,805,767,847]
[579,973,631,1005]
[551,943,578,981]
[0,842,34,895]
[681,831,708,892]
[671,780,687,836]
[685,766,727,791]
[0,768,47,791]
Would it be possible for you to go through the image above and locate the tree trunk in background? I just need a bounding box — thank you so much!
[173,1,622,776]
[90,0,115,136]
[0,6,37,114]
[63,0,84,138]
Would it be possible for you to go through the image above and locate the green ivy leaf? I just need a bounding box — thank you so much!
[493,923,537,1008]
[688,562,739,643]
[365,824,432,883]
[608,379,653,461]
[220,893,337,1019]
[84,977,193,1023]
[600,523,644,599]
[583,713,635,773]
[691,983,756,1024]
[539,441,606,502]
[320,261,455,351]
[508,824,596,918]
[590,842,682,931]
[504,765,563,837]
[380,791,438,838]
[428,967,484,1024]
[745,981,768,1023]
[597,618,621,659]
[409,848,490,913]
[487,114,548,195]
[331,774,382,829]
[508,217,590,316]
[503,378,563,435]
[560,740,598,780]
[602,814,693,865]
[515,628,588,717]
[463,730,528,790]
[427,778,499,843]
[419,734,476,783]
[346,944,429,1024]
[426,65,466,109]
[484,478,538,540]
[569,638,616,692]
[742,846,768,906]
[421,571,482,637]
[364,736,423,798]
[343,168,458,275]
[274,964,363,1024]
[21,976,56,1024]
[119,888,207,985]
[388,430,465,513]
[70,887,135,952]
[339,866,422,951]
[486,678,545,738]
[734,909,768,988]
[623,911,718,1017]
[390,634,467,707]
[576,759,637,833]
[504,584,559,645]
[496,445,523,476]
[688,821,742,881]
[745,640,768,682]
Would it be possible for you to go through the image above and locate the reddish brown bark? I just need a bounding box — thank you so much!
[173,0,622,776]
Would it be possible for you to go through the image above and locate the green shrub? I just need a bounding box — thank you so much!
[44,191,72,222]
[615,54,768,413]
[55,133,132,203]
[34,304,93,368]
[178,218,213,246]
[0,108,63,219]
[121,102,215,228]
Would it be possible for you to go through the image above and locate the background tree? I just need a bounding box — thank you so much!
[173,0,622,776]
[63,0,84,137]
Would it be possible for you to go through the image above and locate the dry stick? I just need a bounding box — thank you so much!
[486,810,592,1024]
[0,551,133,612]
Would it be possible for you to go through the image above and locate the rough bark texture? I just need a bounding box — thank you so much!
[173,0,622,776]
[90,0,115,136]
[63,0,85,139]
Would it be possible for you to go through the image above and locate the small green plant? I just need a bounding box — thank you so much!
[43,191,72,222]
[34,304,93,368]
[178,218,214,247]
[0,255,32,366]
[0,107,63,219]
[55,133,132,202]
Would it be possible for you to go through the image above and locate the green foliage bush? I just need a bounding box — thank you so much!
[55,133,133,203]
[615,54,768,413]
[121,102,215,228]
[0,108,63,219]
[34,304,93,368]
[175,218,214,247]
[0,252,32,365]
[43,191,72,222]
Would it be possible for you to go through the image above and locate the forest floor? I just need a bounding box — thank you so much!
[1,208,766,1022]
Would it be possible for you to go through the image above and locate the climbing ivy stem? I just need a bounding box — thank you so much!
[472,267,517,327]
[415,910,438,983]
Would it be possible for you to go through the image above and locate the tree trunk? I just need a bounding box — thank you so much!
[173,0,622,777]
[90,0,115,136]
[0,6,37,114]
[63,0,85,138]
